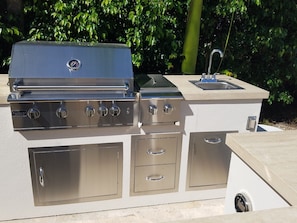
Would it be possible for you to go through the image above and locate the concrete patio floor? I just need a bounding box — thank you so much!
[2,199,224,223]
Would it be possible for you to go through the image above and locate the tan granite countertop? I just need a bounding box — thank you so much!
[226,130,297,205]
[164,75,269,101]
[0,74,9,105]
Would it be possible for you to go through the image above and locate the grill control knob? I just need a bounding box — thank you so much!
[163,104,173,114]
[98,105,108,117]
[149,105,157,115]
[110,104,121,116]
[56,107,68,119]
[85,105,95,117]
[27,107,40,119]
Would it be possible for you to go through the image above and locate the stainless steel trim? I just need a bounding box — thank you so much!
[13,84,129,92]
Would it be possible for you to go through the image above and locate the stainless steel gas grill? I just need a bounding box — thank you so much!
[134,74,183,126]
[7,41,136,130]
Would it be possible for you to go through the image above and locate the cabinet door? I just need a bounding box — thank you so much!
[29,143,122,206]
[187,131,234,189]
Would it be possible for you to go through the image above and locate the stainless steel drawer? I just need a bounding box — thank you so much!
[134,136,178,166]
[134,164,176,193]
[131,133,182,195]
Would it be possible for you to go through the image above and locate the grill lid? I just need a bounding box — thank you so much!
[9,41,133,79]
[8,41,135,101]
[134,74,183,98]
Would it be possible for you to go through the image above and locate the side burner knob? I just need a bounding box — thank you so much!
[110,104,121,116]
[98,105,108,117]
[85,105,95,117]
[56,107,68,119]
[163,104,173,114]
[27,107,40,119]
[149,105,157,115]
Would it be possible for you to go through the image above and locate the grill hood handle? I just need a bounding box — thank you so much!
[12,84,130,92]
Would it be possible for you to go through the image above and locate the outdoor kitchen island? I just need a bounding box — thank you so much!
[0,74,269,221]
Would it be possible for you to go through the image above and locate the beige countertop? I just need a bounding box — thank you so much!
[0,74,9,105]
[164,75,269,101]
[225,130,297,206]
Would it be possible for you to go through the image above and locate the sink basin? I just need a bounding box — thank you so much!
[189,80,243,90]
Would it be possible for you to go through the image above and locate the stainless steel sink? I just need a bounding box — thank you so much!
[189,80,243,90]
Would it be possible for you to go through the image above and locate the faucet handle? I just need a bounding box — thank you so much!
[200,73,206,82]
[212,72,220,81]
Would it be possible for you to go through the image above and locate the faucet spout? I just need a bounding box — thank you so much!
[207,49,224,76]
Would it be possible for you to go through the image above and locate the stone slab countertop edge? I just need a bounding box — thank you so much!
[164,75,269,101]
[170,130,297,223]
[225,130,297,206]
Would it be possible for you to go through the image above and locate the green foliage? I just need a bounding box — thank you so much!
[0,0,23,72]
[24,0,189,73]
[199,0,297,105]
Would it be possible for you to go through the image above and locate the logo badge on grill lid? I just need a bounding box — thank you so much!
[67,59,81,71]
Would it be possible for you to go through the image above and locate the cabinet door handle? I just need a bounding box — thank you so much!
[147,149,166,156]
[146,175,165,181]
[204,137,222,144]
[39,167,45,187]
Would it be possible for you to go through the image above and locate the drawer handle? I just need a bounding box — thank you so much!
[204,137,222,144]
[146,175,165,181]
[39,167,45,187]
[147,149,166,156]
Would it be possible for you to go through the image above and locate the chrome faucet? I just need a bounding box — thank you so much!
[203,49,224,81]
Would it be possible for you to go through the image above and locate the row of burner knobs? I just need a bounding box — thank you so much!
[26,103,174,120]
[26,104,121,120]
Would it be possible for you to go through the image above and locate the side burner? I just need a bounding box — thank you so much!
[135,74,183,126]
